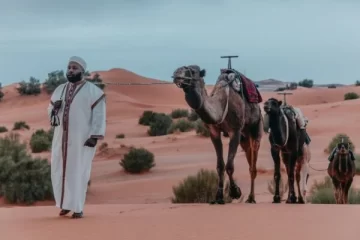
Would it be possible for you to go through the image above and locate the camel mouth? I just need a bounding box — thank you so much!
[263,106,270,113]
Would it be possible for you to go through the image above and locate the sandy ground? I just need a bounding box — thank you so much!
[1,68,360,238]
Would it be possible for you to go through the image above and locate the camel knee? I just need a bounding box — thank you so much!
[249,167,257,179]
[217,161,225,174]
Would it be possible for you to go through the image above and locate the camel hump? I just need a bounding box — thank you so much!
[220,68,262,103]
[282,105,306,129]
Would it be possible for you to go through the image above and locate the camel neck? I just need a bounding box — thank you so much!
[268,112,285,146]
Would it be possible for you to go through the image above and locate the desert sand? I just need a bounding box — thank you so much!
[1,68,360,239]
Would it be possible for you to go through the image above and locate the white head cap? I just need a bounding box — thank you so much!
[69,56,87,72]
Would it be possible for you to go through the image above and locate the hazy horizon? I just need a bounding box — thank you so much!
[1,0,359,86]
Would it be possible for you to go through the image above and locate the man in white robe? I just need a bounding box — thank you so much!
[47,56,106,219]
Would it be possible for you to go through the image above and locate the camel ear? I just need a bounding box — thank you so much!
[278,101,283,106]
[200,69,206,77]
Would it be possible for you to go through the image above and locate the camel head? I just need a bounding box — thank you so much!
[172,65,206,91]
[263,98,282,114]
[336,141,350,156]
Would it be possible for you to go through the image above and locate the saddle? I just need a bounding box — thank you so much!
[220,68,262,103]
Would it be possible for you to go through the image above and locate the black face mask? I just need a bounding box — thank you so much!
[66,72,83,83]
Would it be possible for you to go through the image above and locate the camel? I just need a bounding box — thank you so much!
[263,98,310,203]
[172,65,263,204]
[327,141,355,204]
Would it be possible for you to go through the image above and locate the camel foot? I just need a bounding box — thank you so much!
[286,194,297,204]
[210,188,225,205]
[245,195,256,204]
[229,184,242,199]
[272,195,281,203]
[297,196,305,204]
[210,199,225,205]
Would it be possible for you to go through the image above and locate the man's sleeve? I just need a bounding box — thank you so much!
[47,88,59,122]
[89,93,106,139]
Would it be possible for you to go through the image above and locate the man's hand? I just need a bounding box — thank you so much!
[84,138,98,147]
[54,100,63,110]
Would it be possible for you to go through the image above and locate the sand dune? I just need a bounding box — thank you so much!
[1,68,359,239]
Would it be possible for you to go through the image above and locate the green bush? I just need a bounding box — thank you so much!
[138,111,157,126]
[298,79,314,88]
[43,70,67,94]
[119,147,155,173]
[344,92,359,100]
[170,109,189,119]
[116,133,125,139]
[29,129,53,153]
[355,154,360,175]
[326,133,354,153]
[187,109,199,121]
[0,132,53,204]
[167,119,195,134]
[171,169,233,203]
[16,77,41,96]
[194,119,210,137]
[147,113,173,136]
[0,126,8,133]
[13,121,30,130]
[307,176,360,204]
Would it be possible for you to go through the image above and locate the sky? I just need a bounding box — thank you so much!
[0,0,359,86]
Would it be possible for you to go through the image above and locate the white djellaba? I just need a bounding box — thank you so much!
[47,56,106,213]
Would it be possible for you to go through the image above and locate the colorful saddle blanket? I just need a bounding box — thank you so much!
[220,68,262,103]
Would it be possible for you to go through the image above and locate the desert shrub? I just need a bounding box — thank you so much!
[43,70,67,94]
[171,168,234,203]
[167,119,195,134]
[344,92,359,100]
[147,113,173,136]
[274,87,286,92]
[267,177,289,200]
[0,132,53,204]
[328,84,337,88]
[13,121,30,130]
[17,77,41,96]
[187,109,199,121]
[29,128,54,153]
[139,110,157,126]
[99,142,108,151]
[170,108,189,119]
[307,176,360,204]
[326,133,354,153]
[116,133,125,139]
[298,79,314,88]
[355,154,360,175]
[85,72,106,90]
[0,90,4,101]
[119,147,155,173]
[194,119,210,137]
[0,126,8,133]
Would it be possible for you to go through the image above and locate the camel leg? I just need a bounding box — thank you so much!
[245,137,260,203]
[295,160,305,204]
[344,178,353,204]
[300,145,310,202]
[332,178,340,204]
[209,127,226,204]
[224,130,242,200]
[270,144,282,203]
[285,151,297,204]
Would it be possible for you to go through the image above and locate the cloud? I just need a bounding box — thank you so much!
[0,0,360,85]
